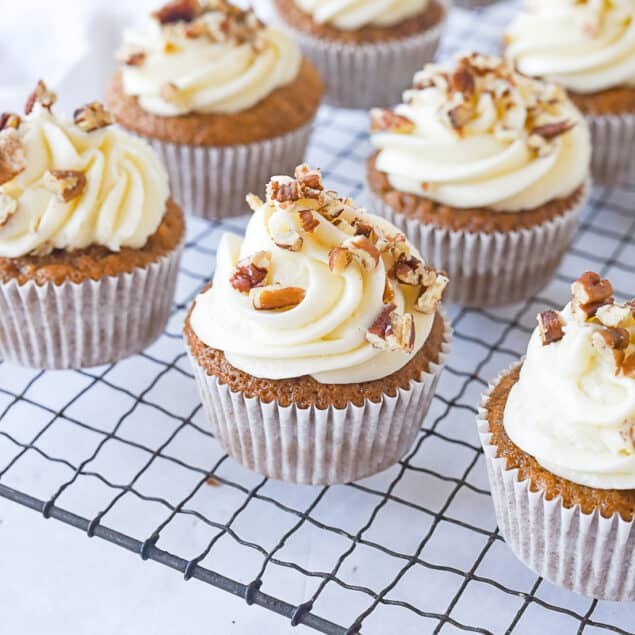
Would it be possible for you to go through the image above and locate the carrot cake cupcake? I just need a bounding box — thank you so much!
[0,82,184,369]
[185,164,451,484]
[368,53,591,307]
[478,272,635,600]
[505,0,635,184]
[107,0,323,219]
[272,0,449,108]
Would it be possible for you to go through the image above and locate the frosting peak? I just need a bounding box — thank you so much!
[370,53,591,211]
[117,0,302,116]
[190,164,448,383]
[504,272,635,490]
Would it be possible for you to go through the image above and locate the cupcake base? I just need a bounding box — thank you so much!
[185,311,451,484]
[478,364,635,601]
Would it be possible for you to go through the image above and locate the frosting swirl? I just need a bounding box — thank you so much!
[370,53,591,212]
[505,0,635,94]
[504,273,635,490]
[292,0,430,30]
[190,165,448,383]
[0,95,169,258]
[118,0,302,116]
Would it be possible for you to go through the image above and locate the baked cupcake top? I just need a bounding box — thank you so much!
[0,82,169,258]
[370,53,590,211]
[291,0,430,30]
[190,164,448,383]
[505,0,635,95]
[505,272,635,489]
[116,0,302,116]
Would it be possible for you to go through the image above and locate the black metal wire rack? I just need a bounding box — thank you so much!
[0,3,634,634]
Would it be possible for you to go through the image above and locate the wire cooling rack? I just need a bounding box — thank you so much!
[1,2,634,634]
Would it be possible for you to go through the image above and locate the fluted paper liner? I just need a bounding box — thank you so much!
[187,312,452,485]
[477,363,635,601]
[587,111,635,186]
[0,245,182,369]
[145,120,314,220]
[273,0,450,109]
[370,180,590,307]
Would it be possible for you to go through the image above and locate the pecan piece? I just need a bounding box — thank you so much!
[447,103,472,130]
[0,129,26,186]
[250,284,305,310]
[537,310,565,346]
[273,230,303,252]
[392,256,437,287]
[125,51,146,66]
[0,193,18,228]
[370,109,416,134]
[295,164,323,193]
[621,354,635,379]
[451,65,475,96]
[592,327,630,371]
[152,0,201,24]
[416,273,449,314]
[596,303,633,328]
[353,218,374,238]
[531,120,575,140]
[382,278,395,304]
[571,272,613,320]
[271,179,302,203]
[229,251,271,293]
[366,304,415,353]
[328,247,352,274]
[0,113,21,131]
[298,210,320,233]
[341,235,380,272]
[25,80,57,115]
[73,102,114,132]
[43,170,87,203]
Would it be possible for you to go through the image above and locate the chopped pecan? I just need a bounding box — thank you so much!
[0,129,26,186]
[537,310,565,346]
[531,120,575,140]
[43,169,87,203]
[416,273,449,314]
[392,256,437,287]
[382,278,395,304]
[245,193,263,212]
[271,179,302,203]
[73,102,114,132]
[273,230,303,252]
[229,251,271,293]
[318,204,343,222]
[341,235,380,272]
[328,247,352,274]
[25,80,57,115]
[592,327,630,371]
[0,193,17,227]
[298,210,320,233]
[184,20,208,38]
[451,65,476,96]
[366,304,415,353]
[295,164,323,193]
[621,354,635,378]
[596,303,633,328]
[370,109,416,134]
[447,103,472,130]
[353,218,374,238]
[152,0,201,24]
[571,272,613,320]
[250,284,305,310]
[124,51,146,66]
[527,133,552,157]
[0,113,21,131]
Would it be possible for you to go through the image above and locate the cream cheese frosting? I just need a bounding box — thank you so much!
[0,89,169,258]
[370,53,591,211]
[190,164,448,383]
[504,273,635,490]
[293,0,429,30]
[117,0,302,116]
[505,0,635,95]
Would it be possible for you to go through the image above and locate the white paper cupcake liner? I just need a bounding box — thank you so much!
[477,363,635,601]
[587,111,635,186]
[273,0,450,109]
[187,312,452,485]
[0,244,182,369]
[370,180,589,307]
[146,120,314,220]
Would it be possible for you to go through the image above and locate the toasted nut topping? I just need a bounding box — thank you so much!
[382,278,395,304]
[451,65,476,96]
[25,80,57,115]
[537,310,565,346]
[0,129,26,186]
[341,235,380,272]
[366,303,415,353]
[295,164,323,193]
[447,103,473,130]
[271,179,302,203]
[392,256,437,287]
[328,247,352,274]
[299,210,320,233]
[73,102,114,132]
[125,51,146,66]
[353,218,374,238]
[153,0,201,23]
[571,272,613,320]
[370,109,416,134]
[416,273,449,314]
[596,303,634,328]
[0,113,21,131]
[250,284,305,310]
[245,193,263,212]
[527,133,552,157]
[43,170,87,203]
[229,251,271,293]
[530,120,575,140]
[273,230,303,252]
[0,193,18,227]
[592,328,630,371]
[622,354,635,378]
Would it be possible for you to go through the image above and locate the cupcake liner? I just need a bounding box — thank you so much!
[187,312,452,485]
[370,180,589,307]
[454,0,498,7]
[273,0,450,109]
[587,111,635,186]
[146,120,314,220]
[477,363,635,601]
[0,245,182,369]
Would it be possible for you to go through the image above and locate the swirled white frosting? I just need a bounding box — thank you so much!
[293,0,429,30]
[119,5,301,116]
[190,182,438,383]
[371,53,591,211]
[0,104,169,258]
[504,304,635,490]
[505,0,635,94]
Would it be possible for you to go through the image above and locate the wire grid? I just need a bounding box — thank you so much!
[0,2,634,634]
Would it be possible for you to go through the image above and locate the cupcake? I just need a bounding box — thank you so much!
[106,0,323,220]
[478,272,635,600]
[0,82,184,369]
[505,0,635,184]
[271,0,449,108]
[184,164,451,484]
[367,53,591,307]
